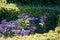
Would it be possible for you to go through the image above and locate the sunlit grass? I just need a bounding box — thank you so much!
[0,3,20,12]
[0,3,6,8]
[6,3,20,11]
[0,0,6,3]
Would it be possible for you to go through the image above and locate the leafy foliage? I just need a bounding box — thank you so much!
[7,0,60,5]
[0,3,20,21]
[57,15,60,26]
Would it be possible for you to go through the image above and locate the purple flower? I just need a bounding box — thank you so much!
[19,29,25,36]
[7,25,14,31]
[17,13,28,18]
[13,29,27,36]
[28,17,34,20]
[1,19,8,24]
[0,24,7,29]
[10,20,18,26]
[19,29,30,36]
[13,30,21,34]
[41,16,47,19]
[28,17,40,23]
[24,30,30,35]
[0,28,4,33]
[27,26,37,31]
[1,19,6,23]
[25,30,30,33]
[0,19,9,29]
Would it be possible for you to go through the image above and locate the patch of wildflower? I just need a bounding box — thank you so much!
[0,30,60,40]
[0,13,58,37]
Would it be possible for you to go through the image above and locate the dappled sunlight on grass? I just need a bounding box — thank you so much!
[0,3,6,8]
[6,3,20,11]
[0,3,20,12]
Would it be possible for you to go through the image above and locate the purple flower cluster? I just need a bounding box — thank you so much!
[17,13,28,18]
[13,29,30,36]
[28,17,40,23]
[0,13,48,36]
[19,29,30,36]
[0,19,36,36]
[0,27,4,33]
[0,19,17,34]
[27,26,37,31]
[41,16,47,19]
[12,26,37,36]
